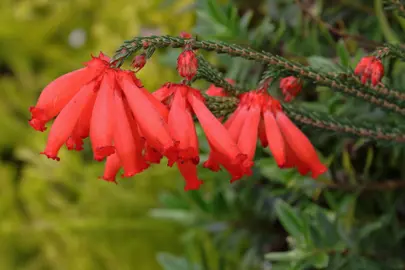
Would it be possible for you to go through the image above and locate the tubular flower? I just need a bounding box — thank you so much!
[177,49,198,81]
[29,52,110,132]
[354,56,384,86]
[279,76,302,102]
[33,53,180,183]
[210,90,327,179]
[152,83,250,190]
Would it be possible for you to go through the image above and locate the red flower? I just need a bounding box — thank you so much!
[177,50,198,81]
[29,52,109,132]
[354,56,384,86]
[32,53,180,183]
[153,83,250,190]
[279,76,302,102]
[206,79,235,97]
[211,90,327,179]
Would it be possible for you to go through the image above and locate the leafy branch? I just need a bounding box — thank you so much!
[113,35,405,116]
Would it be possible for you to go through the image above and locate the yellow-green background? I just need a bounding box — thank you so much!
[0,0,194,269]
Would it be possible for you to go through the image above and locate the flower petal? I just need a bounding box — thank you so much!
[263,109,286,168]
[41,80,99,160]
[30,58,107,132]
[187,90,242,163]
[168,89,199,164]
[118,71,178,164]
[66,92,97,151]
[276,111,327,178]
[177,162,204,191]
[99,152,121,183]
[90,71,116,161]
[237,105,261,161]
[112,89,146,178]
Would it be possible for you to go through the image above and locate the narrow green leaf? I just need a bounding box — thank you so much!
[374,0,400,43]
[336,40,350,67]
[265,250,309,261]
[274,200,304,240]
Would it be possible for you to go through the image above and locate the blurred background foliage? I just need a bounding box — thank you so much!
[2,0,405,269]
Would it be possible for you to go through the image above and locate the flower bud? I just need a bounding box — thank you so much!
[279,76,302,102]
[177,50,198,81]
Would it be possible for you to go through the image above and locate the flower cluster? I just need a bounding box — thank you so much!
[29,49,328,191]
[354,56,384,85]
[207,88,327,179]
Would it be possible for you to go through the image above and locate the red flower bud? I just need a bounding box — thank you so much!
[177,50,198,81]
[354,56,384,86]
[279,76,302,102]
[131,54,146,72]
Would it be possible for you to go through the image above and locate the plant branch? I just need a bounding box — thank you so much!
[295,0,382,49]
[196,55,245,96]
[113,35,405,115]
[283,103,405,143]
[374,43,405,60]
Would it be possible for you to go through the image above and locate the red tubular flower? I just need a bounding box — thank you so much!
[187,89,250,181]
[168,86,199,164]
[275,110,327,178]
[262,104,286,167]
[279,76,302,102]
[117,71,179,166]
[90,70,116,161]
[210,88,327,179]
[112,89,148,177]
[354,56,384,86]
[66,92,97,151]
[177,50,198,81]
[150,83,249,189]
[29,53,109,132]
[40,80,99,161]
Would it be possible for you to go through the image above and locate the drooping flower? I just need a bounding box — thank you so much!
[33,53,180,183]
[177,49,198,81]
[29,52,110,132]
[354,56,384,86]
[209,89,327,179]
[279,76,302,102]
[152,83,250,190]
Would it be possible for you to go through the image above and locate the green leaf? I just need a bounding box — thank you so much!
[374,0,400,44]
[309,253,330,269]
[274,200,305,241]
[336,40,350,67]
[265,250,309,261]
